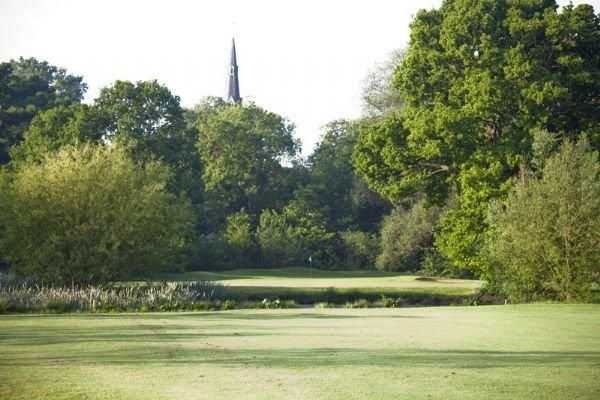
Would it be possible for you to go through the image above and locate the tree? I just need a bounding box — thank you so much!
[94,80,192,167]
[354,0,600,273]
[0,144,193,284]
[376,199,440,272]
[11,80,203,202]
[257,203,335,267]
[223,210,256,267]
[361,49,404,117]
[339,230,379,269]
[295,120,389,232]
[198,101,300,220]
[9,104,106,165]
[485,138,600,301]
[294,120,356,230]
[0,58,86,164]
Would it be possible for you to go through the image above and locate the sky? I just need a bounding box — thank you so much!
[1,0,599,155]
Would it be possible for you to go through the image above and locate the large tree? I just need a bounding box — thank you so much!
[354,0,600,272]
[0,58,86,164]
[95,80,190,167]
[9,104,106,165]
[197,101,300,221]
[11,80,202,202]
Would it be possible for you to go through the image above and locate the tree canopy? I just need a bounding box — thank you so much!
[197,101,300,219]
[354,0,600,272]
[0,57,86,164]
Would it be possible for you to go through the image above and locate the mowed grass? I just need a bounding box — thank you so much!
[1,304,599,400]
[159,268,482,298]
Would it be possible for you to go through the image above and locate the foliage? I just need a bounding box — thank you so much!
[419,248,453,278]
[294,120,356,230]
[95,80,185,159]
[9,104,106,165]
[95,80,202,200]
[339,231,379,269]
[198,101,300,219]
[223,210,256,267]
[294,120,389,232]
[354,0,600,273]
[377,199,441,272]
[187,234,230,271]
[485,138,600,302]
[0,57,86,164]
[257,203,335,267]
[0,144,193,284]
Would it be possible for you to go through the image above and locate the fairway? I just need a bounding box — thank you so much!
[1,304,599,400]
[163,268,482,291]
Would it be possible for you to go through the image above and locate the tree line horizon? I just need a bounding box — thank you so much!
[0,0,598,302]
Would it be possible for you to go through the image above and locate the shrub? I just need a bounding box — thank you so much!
[257,203,335,267]
[340,231,379,269]
[419,249,452,277]
[0,144,194,284]
[188,234,229,270]
[223,210,256,267]
[485,138,600,302]
[376,199,440,271]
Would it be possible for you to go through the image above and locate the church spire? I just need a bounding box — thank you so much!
[227,38,241,104]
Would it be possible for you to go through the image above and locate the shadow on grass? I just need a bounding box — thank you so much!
[2,345,599,370]
[0,312,426,346]
[0,311,426,321]
[1,312,599,369]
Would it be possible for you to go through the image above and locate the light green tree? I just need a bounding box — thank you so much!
[0,144,193,284]
[223,210,256,266]
[485,138,600,301]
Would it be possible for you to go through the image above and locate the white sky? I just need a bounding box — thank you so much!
[1,0,598,155]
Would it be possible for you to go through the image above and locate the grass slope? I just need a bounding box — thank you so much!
[1,304,599,399]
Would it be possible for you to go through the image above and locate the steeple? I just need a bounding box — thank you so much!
[227,38,241,104]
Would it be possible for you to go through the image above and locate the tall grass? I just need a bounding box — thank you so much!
[0,278,225,313]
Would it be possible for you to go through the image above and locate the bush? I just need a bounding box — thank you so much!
[339,230,379,269]
[257,203,336,267]
[0,144,194,284]
[419,249,453,277]
[188,234,229,270]
[223,210,257,267]
[485,138,600,302]
[376,199,440,271]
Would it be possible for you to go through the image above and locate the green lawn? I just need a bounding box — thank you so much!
[157,268,482,303]
[1,304,599,399]
[167,268,481,289]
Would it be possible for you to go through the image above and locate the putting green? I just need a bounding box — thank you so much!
[1,304,599,399]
